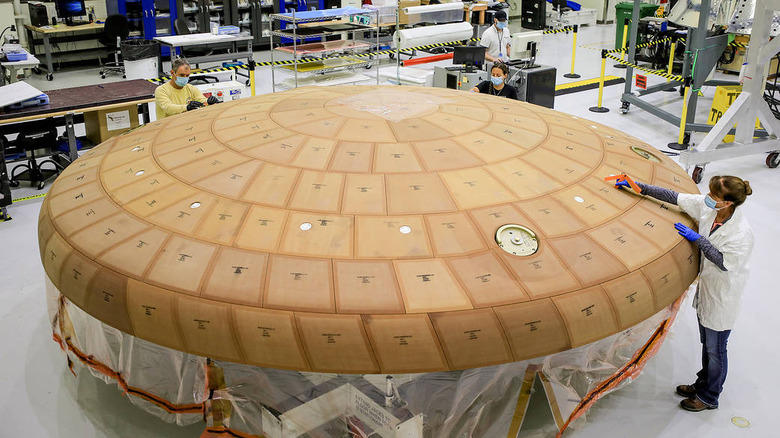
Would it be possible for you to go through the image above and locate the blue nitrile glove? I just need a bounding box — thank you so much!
[614,179,631,189]
[675,222,701,242]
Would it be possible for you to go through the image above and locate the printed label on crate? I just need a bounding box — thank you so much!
[106,110,131,131]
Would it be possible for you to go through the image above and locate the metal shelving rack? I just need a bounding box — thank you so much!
[269,7,380,91]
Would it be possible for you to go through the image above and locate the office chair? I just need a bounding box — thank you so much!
[174,18,214,68]
[98,14,130,79]
[9,122,63,190]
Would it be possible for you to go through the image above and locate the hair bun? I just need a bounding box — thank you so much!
[743,180,753,196]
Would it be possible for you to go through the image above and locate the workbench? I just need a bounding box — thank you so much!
[0,79,157,164]
[0,50,41,85]
[24,23,105,81]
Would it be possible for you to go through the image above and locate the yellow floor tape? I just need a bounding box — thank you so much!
[11,193,47,203]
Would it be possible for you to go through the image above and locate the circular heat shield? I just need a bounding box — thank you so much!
[38,86,700,374]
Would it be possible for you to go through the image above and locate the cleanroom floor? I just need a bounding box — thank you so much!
[1,22,777,438]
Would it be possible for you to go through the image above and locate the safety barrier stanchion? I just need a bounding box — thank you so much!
[249,60,256,97]
[668,77,692,150]
[564,24,581,79]
[663,38,677,92]
[589,50,610,113]
[615,18,629,69]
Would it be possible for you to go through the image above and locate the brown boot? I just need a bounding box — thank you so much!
[680,398,717,412]
[675,385,696,398]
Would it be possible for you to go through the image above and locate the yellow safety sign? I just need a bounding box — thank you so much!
[707,85,760,142]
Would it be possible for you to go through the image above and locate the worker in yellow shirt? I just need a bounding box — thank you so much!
[154,58,218,120]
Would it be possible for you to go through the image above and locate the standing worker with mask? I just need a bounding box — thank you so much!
[469,62,518,99]
[154,58,219,120]
[613,174,754,412]
[480,10,511,64]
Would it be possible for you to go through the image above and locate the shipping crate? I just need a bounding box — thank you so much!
[84,105,140,144]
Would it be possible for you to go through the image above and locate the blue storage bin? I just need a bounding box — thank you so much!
[5,51,28,62]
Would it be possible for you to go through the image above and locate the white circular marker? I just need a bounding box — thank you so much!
[300,222,312,231]
[574,196,584,203]
[135,170,145,176]
[399,225,412,234]
[190,202,201,209]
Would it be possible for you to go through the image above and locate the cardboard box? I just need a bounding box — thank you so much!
[399,0,421,25]
[84,105,140,145]
[196,81,244,103]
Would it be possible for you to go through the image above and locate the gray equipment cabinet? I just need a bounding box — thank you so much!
[432,67,489,91]
[509,64,556,108]
[238,0,274,47]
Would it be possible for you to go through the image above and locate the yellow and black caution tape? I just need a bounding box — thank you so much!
[257,37,484,66]
[543,26,575,35]
[150,37,485,83]
[584,37,744,56]
[147,64,245,84]
[671,37,744,48]
[608,36,674,54]
[606,53,684,81]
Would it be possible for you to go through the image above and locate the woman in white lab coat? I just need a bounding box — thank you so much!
[614,175,754,412]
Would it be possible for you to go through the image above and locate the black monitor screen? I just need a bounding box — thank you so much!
[56,0,86,18]
[452,46,486,69]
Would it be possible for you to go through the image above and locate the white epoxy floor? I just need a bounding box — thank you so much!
[1,23,777,437]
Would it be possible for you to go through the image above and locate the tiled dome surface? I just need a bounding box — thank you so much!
[39,86,700,373]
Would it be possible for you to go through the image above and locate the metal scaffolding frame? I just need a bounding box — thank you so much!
[619,0,738,144]
[679,0,780,179]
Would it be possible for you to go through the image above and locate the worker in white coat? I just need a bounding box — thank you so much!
[614,175,754,412]
[480,10,511,64]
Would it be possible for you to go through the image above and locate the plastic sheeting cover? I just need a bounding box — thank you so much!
[394,21,474,50]
[48,276,692,438]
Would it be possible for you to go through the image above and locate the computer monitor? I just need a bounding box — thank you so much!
[452,46,485,72]
[55,0,87,25]
[509,31,543,61]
